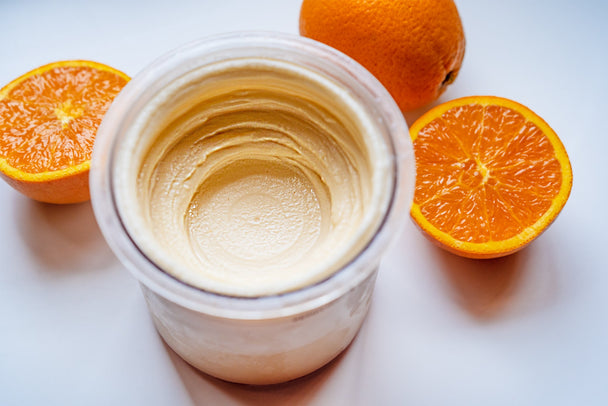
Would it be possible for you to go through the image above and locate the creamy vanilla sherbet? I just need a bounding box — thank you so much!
[114,58,393,297]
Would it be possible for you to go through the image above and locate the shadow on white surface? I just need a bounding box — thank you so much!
[434,242,559,321]
[16,198,116,273]
[437,249,525,320]
[164,338,346,405]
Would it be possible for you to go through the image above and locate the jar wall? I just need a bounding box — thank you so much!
[142,271,378,384]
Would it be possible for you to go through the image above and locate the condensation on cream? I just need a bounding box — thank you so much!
[113,58,393,297]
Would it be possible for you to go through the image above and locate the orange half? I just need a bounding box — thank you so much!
[0,60,129,203]
[410,96,572,258]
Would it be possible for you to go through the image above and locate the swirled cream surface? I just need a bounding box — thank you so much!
[114,59,393,297]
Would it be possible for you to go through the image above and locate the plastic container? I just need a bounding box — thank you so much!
[90,32,415,385]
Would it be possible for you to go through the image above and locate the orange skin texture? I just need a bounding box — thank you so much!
[0,168,89,204]
[299,0,466,112]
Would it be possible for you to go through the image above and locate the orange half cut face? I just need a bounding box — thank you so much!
[409,96,572,258]
[0,60,129,203]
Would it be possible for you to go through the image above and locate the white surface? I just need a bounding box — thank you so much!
[1,0,607,405]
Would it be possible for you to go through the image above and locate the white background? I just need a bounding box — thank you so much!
[1,0,607,405]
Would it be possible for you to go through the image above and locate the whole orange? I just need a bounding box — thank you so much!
[299,0,465,112]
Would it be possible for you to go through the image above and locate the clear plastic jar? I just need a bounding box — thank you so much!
[90,32,415,385]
